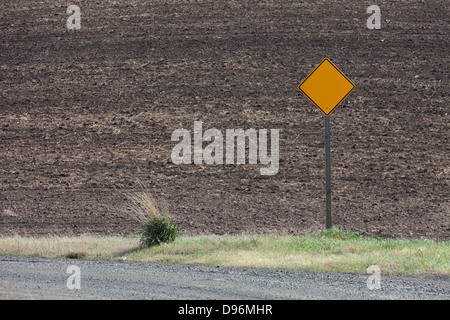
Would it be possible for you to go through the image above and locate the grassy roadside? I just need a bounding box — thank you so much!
[0,228,448,275]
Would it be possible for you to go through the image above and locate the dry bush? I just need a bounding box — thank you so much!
[126,183,178,247]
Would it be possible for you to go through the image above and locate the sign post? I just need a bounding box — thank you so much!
[298,58,355,229]
[324,116,331,229]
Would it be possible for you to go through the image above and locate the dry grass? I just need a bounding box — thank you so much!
[125,182,170,223]
[0,229,448,275]
[0,236,137,260]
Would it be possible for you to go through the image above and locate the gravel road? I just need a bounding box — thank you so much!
[0,256,448,300]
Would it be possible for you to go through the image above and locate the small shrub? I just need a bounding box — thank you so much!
[139,216,179,247]
[127,185,179,248]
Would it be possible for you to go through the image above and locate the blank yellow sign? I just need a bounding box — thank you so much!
[298,58,355,116]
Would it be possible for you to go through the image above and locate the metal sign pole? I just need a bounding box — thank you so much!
[324,116,332,229]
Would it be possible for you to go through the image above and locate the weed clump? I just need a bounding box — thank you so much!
[139,216,179,247]
[127,187,179,248]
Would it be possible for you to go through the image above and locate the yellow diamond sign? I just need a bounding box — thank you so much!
[298,58,355,116]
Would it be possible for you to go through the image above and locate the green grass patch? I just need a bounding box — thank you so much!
[0,228,448,275]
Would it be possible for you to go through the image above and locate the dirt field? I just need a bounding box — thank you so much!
[0,0,448,240]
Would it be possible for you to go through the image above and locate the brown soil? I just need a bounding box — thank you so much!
[0,0,448,240]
